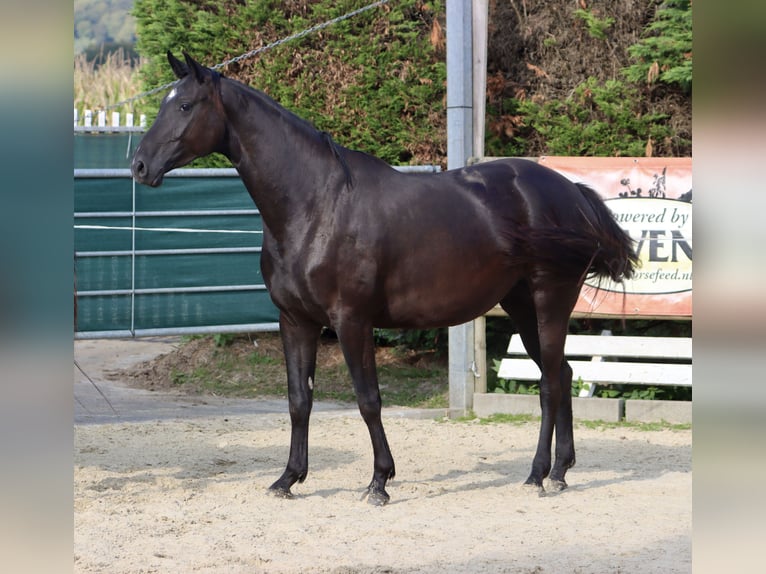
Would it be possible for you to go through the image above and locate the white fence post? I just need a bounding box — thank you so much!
[74,109,144,130]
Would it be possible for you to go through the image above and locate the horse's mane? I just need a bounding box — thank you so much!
[320,131,354,188]
[223,75,353,189]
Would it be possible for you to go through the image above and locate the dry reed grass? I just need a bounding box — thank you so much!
[74,48,146,122]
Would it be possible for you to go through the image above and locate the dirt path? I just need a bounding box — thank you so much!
[74,411,691,573]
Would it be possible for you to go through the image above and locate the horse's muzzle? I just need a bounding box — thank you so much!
[131,157,163,187]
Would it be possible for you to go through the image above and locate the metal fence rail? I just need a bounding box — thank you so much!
[74,165,440,339]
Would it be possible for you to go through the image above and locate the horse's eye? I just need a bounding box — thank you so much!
[179,103,191,112]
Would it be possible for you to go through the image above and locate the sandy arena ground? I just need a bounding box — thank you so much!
[74,340,691,573]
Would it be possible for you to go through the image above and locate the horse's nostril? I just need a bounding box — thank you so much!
[133,159,145,177]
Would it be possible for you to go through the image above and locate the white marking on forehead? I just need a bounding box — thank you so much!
[166,87,177,101]
[308,376,314,390]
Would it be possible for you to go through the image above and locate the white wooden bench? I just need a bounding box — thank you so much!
[497,333,692,394]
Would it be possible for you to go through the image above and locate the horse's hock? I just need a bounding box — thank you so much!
[474,331,692,424]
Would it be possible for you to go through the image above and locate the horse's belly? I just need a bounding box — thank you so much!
[376,263,517,328]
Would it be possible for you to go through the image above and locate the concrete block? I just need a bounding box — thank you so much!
[625,400,692,424]
[572,397,624,423]
[473,393,540,418]
[472,394,624,423]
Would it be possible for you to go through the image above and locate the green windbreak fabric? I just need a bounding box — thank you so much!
[74,174,279,335]
[74,132,143,169]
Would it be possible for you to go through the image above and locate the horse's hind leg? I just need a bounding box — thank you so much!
[549,356,576,491]
[268,313,321,498]
[501,280,578,491]
[335,319,395,505]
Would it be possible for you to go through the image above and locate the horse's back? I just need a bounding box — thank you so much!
[459,158,590,219]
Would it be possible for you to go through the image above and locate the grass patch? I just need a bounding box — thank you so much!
[124,333,448,409]
[577,419,691,432]
[440,412,537,425]
[448,411,690,431]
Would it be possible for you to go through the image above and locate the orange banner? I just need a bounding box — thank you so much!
[538,157,692,319]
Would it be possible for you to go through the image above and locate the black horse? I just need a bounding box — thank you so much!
[132,53,637,505]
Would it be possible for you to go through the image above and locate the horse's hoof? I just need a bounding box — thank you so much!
[268,485,294,499]
[523,477,545,496]
[548,479,568,492]
[522,483,546,497]
[524,475,544,488]
[366,490,390,506]
[361,484,390,506]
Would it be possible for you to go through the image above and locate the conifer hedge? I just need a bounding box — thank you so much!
[132,0,691,164]
[133,0,447,166]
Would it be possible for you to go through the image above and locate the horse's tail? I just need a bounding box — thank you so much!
[504,183,637,285]
[574,183,638,284]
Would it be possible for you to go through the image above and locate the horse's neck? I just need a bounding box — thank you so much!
[220,79,334,232]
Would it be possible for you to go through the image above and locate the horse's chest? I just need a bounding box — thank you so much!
[260,241,338,309]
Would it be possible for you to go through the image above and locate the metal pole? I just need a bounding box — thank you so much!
[472,0,490,394]
[472,0,488,160]
[446,0,473,171]
[446,0,475,416]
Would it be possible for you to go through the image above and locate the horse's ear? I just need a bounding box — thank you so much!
[167,51,188,79]
[183,52,209,85]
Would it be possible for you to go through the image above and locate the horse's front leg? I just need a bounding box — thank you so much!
[268,313,321,498]
[336,320,395,505]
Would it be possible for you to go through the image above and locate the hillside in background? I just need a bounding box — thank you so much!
[75,0,136,55]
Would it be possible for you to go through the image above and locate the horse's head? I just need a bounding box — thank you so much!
[131,52,226,187]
